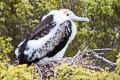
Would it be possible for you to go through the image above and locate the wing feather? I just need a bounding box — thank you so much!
[17,16,72,65]
[27,15,55,40]
[17,15,56,64]
[26,20,72,64]
[46,20,72,57]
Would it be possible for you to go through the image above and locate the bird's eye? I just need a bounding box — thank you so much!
[66,14,69,16]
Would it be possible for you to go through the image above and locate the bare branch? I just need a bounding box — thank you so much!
[85,65,102,71]
[72,50,81,62]
[91,48,119,54]
[81,46,89,58]
[86,51,117,67]
[35,64,42,80]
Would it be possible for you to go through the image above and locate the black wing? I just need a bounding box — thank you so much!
[46,20,72,57]
[18,15,56,63]
[27,15,56,40]
[27,20,72,64]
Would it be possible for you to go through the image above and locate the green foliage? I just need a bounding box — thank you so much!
[0,61,39,80]
[0,0,58,47]
[1,0,119,58]
[51,64,119,80]
[67,0,120,60]
[0,0,59,60]
[0,0,120,79]
[85,0,114,16]
[0,37,13,60]
[115,54,120,75]
[84,0,120,50]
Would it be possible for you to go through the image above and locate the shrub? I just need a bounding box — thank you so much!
[0,61,39,80]
[0,37,13,60]
[51,64,120,80]
[115,54,120,75]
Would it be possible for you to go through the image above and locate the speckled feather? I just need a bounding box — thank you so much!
[15,10,77,65]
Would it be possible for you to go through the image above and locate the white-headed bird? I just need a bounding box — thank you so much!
[15,9,89,65]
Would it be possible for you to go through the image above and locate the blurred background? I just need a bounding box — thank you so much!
[0,0,119,64]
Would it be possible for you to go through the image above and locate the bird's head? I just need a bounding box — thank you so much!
[60,9,89,22]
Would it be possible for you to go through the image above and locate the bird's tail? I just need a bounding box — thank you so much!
[15,39,28,64]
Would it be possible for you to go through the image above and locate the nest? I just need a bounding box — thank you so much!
[31,47,118,79]
[32,54,100,79]
[13,47,118,79]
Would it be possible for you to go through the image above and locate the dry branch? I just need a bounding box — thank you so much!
[91,48,119,54]
[85,51,117,67]
[81,48,118,70]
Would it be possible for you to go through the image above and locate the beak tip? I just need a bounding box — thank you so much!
[86,18,90,22]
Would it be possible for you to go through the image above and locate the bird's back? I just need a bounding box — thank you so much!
[15,10,76,65]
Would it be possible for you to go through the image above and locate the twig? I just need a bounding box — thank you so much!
[35,64,42,80]
[54,72,57,80]
[86,51,117,67]
[85,65,102,71]
[72,50,81,62]
[91,48,119,54]
[81,46,89,58]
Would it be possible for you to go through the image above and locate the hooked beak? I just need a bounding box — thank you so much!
[71,15,89,22]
